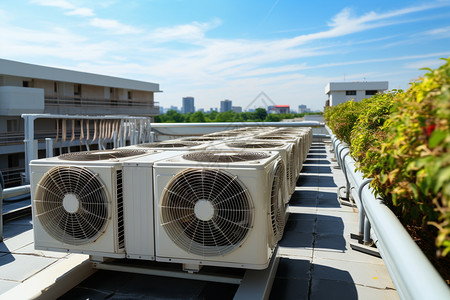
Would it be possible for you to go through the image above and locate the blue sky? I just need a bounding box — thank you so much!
[1,0,450,111]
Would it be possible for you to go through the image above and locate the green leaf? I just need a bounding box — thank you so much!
[409,183,419,201]
[428,130,447,148]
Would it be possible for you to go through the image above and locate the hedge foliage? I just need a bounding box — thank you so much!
[324,58,450,257]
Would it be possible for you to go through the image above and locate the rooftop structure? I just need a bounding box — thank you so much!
[325,81,388,107]
[0,59,160,187]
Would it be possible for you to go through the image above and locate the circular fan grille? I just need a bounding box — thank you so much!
[206,132,238,137]
[160,169,254,257]
[136,142,202,148]
[183,137,222,142]
[59,149,146,161]
[270,161,286,245]
[34,166,109,245]
[226,142,284,149]
[182,151,270,163]
[256,136,295,140]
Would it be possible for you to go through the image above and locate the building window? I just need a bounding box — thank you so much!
[23,81,30,87]
[74,84,81,96]
[346,90,356,95]
[365,90,377,96]
[54,82,58,93]
[127,91,132,100]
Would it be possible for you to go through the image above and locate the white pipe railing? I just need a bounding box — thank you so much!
[326,126,450,299]
[1,184,31,242]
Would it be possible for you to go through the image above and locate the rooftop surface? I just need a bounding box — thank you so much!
[0,140,399,299]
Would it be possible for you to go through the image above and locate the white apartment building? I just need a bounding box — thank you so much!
[0,58,160,187]
[325,81,388,107]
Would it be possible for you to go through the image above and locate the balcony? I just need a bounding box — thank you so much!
[44,96,160,116]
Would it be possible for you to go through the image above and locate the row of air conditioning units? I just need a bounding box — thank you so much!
[30,126,312,270]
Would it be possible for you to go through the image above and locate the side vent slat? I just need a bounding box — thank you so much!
[116,170,125,249]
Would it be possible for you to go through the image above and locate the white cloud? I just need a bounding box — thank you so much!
[66,7,95,17]
[31,0,95,17]
[147,19,221,43]
[90,18,142,34]
[31,0,74,10]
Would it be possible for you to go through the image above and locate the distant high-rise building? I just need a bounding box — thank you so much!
[298,104,307,113]
[232,106,242,113]
[220,99,232,113]
[170,105,180,113]
[273,105,290,114]
[182,97,195,113]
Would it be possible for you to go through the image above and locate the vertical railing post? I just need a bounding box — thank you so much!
[45,138,54,158]
[22,115,35,184]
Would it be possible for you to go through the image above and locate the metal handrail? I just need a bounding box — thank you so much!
[326,126,450,299]
[45,96,160,109]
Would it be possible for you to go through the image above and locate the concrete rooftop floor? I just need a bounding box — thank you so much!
[0,140,399,299]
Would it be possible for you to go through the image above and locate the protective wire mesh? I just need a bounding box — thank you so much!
[35,166,109,245]
[136,142,202,148]
[160,169,254,257]
[58,149,146,161]
[182,151,270,163]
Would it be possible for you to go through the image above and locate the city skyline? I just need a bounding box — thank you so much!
[1,1,449,111]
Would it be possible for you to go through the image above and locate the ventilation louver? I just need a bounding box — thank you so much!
[160,168,253,257]
[34,166,109,245]
[59,149,146,161]
[182,151,270,163]
[270,161,286,244]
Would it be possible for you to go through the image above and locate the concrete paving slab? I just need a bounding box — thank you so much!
[269,278,310,300]
[0,279,20,292]
[0,253,58,282]
[0,230,33,253]
[312,257,395,289]
[13,243,70,259]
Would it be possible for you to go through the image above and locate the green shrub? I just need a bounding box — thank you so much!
[366,58,450,256]
[324,100,362,145]
[350,91,399,163]
[326,58,450,257]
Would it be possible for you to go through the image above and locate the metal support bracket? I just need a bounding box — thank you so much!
[93,246,280,300]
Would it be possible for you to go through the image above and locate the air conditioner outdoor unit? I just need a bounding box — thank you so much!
[119,150,188,260]
[153,150,286,270]
[117,141,208,151]
[274,127,312,162]
[252,135,303,179]
[30,149,149,258]
[207,141,296,203]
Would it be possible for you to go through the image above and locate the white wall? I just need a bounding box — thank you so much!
[0,86,44,116]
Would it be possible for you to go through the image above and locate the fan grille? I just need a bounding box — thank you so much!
[136,142,202,148]
[256,136,295,140]
[270,161,286,245]
[183,137,222,142]
[182,151,270,163]
[226,142,284,149]
[34,166,110,245]
[160,169,254,257]
[59,149,146,161]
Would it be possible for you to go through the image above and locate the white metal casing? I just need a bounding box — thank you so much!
[120,151,187,260]
[206,141,295,203]
[251,135,303,180]
[153,150,284,270]
[30,155,137,258]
